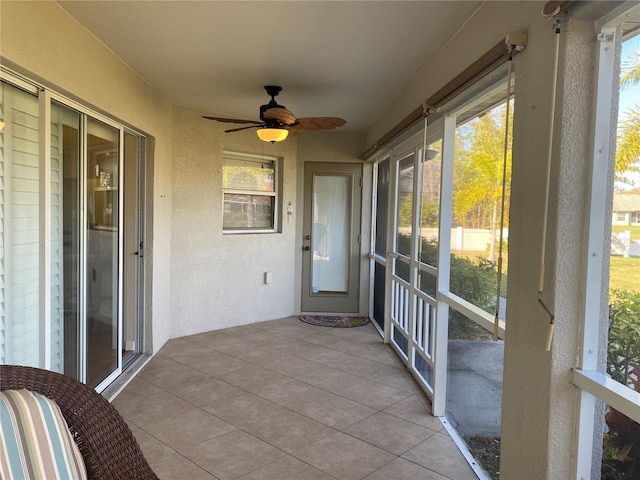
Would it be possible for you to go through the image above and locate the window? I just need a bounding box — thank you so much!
[222,152,279,232]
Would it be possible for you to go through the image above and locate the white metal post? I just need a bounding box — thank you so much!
[573,25,616,480]
[432,114,456,417]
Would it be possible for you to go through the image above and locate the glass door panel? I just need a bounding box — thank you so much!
[86,118,119,388]
[311,174,350,294]
[51,101,81,378]
[372,158,390,332]
[395,153,415,258]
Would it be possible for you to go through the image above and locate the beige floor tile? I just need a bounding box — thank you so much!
[363,458,449,480]
[243,410,336,453]
[303,348,358,367]
[257,377,331,410]
[113,390,199,427]
[139,361,204,388]
[208,336,257,355]
[294,392,377,429]
[157,338,204,358]
[343,412,437,455]
[292,366,362,392]
[227,345,280,365]
[181,429,285,480]
[160,342,217,364]
[191,354,255,379]
[329,356,398,380]
[237,455,334,480]
[170,377,245,407]
[258,351,322,377]
[119,317,477,480]
[128,424,176,462]
[294,432,395,480]
[383,396,443,431]
[218,366,288,391]
[235,329,291,346]
[402,432,477,480]
[142,409,236,451]
[114,377,162,403]
[263,338,327,357]
[155,368,219,395]
[148,452,217,480]
[338,380,412,410]
[369,368,417,392]
[201,393,287,428]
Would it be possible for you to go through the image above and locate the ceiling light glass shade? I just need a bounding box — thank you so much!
[257,127,289,143]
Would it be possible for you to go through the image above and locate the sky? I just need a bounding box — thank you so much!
[617,33,640,190]
[619,33,640,117]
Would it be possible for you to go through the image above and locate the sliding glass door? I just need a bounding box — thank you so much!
[1,76,145,391]
[86,118,120,388]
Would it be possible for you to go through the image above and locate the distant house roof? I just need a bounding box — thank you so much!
[613,194,640,212]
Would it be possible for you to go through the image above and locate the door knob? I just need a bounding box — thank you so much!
[304,235,311,240]
[303,245,310,251]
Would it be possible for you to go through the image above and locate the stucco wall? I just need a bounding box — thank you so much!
[0,0,174,352]
[170,111,368,336]
[170,105,300,336]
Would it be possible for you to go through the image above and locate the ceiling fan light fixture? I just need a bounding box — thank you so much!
[257,127,289,143]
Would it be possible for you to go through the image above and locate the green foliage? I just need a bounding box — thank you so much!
[602,290,640,479]
[421,202,440,227]
[398,194,413,227]
[453,102,512,229]
[607,290,640,386]
[413,237,497,340]
[615,107,640,178]
[616,49,640,179]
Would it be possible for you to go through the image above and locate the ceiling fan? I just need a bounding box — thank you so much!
[202,85,346,143]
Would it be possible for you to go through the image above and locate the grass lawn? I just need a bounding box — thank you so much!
[609,255,640,293]
[612,225,640,241]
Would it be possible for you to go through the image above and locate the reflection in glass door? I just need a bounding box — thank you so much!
[52,101,81,379]
[86,119,120,388]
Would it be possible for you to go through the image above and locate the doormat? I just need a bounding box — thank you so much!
[299,315,370,328]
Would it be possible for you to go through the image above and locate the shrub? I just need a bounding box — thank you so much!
[602,290,640,479]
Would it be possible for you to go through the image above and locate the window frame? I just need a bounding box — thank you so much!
[222,151,280,234]
[573,5,640,478]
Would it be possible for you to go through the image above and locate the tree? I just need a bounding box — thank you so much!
[616,49,640,178]
[453,102,513,260]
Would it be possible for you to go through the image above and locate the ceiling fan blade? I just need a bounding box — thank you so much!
[202,115,262,125]
[225,124,264,133]
[263,107,297,126]
[294,117,347,131]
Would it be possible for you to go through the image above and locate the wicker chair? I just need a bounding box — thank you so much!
[1,364,158,479]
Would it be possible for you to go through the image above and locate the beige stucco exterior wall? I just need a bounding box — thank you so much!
[0,0,174,352]
[170,105,299,335]
[170,110,368,337]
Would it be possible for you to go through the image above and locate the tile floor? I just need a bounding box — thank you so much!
[112,316,477,480]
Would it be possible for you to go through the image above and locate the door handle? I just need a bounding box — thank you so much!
[303,245,310,251]
[304,235,311,240]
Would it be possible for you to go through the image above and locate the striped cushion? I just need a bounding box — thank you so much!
[0,389,87,480]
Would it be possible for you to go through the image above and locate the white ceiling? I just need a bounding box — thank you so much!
[57,1,483,133]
